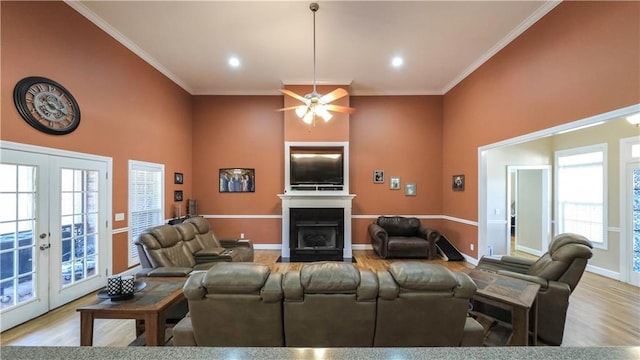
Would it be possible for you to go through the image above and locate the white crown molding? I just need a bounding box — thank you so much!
[64,0,194,94]
[441,0,562,94]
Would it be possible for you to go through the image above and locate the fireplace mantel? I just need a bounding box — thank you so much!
[278,193,356,261]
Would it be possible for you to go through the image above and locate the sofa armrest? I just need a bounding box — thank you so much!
[172,315,197,346]
[496,270,549,289]
[219,238,253,249]
[147,266,192,277]
[477,255,534,274]
[368,223,388,242]
[418,226,440,242]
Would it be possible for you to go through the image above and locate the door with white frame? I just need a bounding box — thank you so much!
[621,136,640,286]
[0,145,110,331]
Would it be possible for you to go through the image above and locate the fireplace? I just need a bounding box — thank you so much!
[290,208,344,262]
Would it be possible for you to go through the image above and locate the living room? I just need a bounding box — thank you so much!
[1,1,639,357]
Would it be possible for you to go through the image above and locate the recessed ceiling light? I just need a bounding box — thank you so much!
[391,57,403,67]
[228,57,240,68]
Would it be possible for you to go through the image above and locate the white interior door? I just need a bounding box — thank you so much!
[625,162,640,286]
[48,156,108,309]
[0,146,110,330]
[0,150,50,332]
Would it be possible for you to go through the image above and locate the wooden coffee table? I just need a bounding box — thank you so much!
[76,277,185,346]
[465,269,540,346]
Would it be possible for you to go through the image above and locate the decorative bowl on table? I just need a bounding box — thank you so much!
[97,281,146,301]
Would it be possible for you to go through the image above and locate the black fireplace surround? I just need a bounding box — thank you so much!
[290,208,344,262]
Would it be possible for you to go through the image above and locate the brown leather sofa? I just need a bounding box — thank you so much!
[135,216,253,277]
[173,263,283,346]
[375,262,484,347]
[369,216,439,259]
[474,233,593,345]
[173,261,483,347]
[283,262,378,347]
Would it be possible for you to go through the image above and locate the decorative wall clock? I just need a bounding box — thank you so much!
[13,76,81,135]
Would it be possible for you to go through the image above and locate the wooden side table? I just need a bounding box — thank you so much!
[77,277,185,346]
[465,269,540,346]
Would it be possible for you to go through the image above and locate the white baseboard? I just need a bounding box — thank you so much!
[586,264,620,281]
[253,244,282,250]
[352,244,373,250]
[515,245,544,257]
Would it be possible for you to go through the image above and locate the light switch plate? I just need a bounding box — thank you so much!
[115,213,125,221]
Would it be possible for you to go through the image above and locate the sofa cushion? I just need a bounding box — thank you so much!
[376,216,420,237]
[202,263,270,294]
[388,262,458,291]
[300,262,360,293]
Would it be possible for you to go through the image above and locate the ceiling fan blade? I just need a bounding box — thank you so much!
[279,89,308,103]
[276,105,307,112]
[326,104,356,114]
[320,88,349,103]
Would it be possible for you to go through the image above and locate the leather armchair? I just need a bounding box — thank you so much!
[173,262,284,346]
[135,224,216,277]
[369,216,439,259]
[282,262,378,347]
[374,262,484,347]
[475,233,593,345]
[184,216,254,262]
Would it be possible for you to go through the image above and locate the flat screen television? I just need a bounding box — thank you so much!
[289,147,344,186]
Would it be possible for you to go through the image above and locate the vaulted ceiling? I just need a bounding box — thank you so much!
[68,1,559,96]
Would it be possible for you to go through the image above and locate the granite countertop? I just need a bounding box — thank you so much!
[2,346,639,360]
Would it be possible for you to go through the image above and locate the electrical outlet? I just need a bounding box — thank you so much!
[470,243,474,251]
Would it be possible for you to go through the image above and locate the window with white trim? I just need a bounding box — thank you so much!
[128,160,164,266]
[555,144,607,249]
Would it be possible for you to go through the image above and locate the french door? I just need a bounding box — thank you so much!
[621,136,640,287]
[0,146,110,331]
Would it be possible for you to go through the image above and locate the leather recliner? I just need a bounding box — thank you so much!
[374,262,484,347]
[185,216,254,262]
[173,262,284,346]
[282,262,378,347]
[474,233,593,345]
[369,216,439,259]
[135,224,218,277]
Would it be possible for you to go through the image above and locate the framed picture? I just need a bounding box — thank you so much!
[174,172,184,184]
[390,176,401,190]
[452,175,465,191]
[373,170,384,184]
[405,182,417,196]
[174,190,183,202]
[219,168,255,193]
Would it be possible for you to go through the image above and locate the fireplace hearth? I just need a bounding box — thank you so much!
[290,208,344,262]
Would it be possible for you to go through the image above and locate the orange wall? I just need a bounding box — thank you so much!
[442,1,640,256]
[283,85,350,142]
[191,95,284,243]
[3,1,639,267]
[1,1,193,273]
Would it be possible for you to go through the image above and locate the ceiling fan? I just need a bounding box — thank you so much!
[277,2,355,125]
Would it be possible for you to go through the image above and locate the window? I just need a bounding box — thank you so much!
[128,161,164,266]
[555,144,607,249]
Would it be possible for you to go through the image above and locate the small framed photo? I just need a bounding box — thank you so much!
[219,168,255,192]
[452,175,465,191]
[174,172,184,184]
[373,170,384,184]
[390,177,401,190]
[174,190,184,202]
[405,182,417,196]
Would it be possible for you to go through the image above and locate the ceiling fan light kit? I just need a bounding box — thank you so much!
[277,2,355,126]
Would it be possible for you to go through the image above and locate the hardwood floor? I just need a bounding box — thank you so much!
[1,250,638,347]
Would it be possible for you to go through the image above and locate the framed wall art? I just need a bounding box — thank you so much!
[174,172,184,184]
[219,168,255,193]
[373,170,384,184]
[390,177,401,190]
[452,175,465,191]
[405,182,417,196]
[174,190,183,202]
